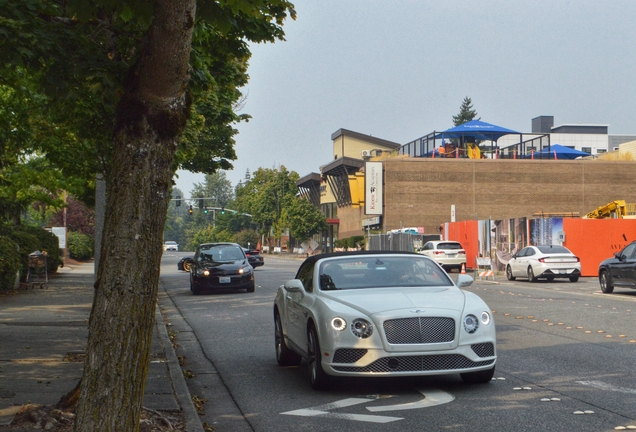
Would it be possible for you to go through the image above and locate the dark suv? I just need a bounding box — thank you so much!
[598,241,636,293]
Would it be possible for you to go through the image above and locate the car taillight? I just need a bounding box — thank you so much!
[574,257,580,262]
[458,250,466,255]
[434,251,444,255]
[538,258,545,262]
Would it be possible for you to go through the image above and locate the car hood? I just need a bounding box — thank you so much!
[320,287,466,316]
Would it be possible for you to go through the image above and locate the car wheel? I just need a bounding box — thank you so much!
[246,282,255,293]
[183,261,191,272]
[506,265,515,281]
[307,325,330,390]
[569,276,579,283]
[460,366,495,384]
[527,266,537,283]
[599,270,614,293]
[275,312,301,367]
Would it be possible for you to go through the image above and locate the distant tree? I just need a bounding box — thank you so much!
[287,198,328,244]
[452,96,480,126]
[49,196,95,236]
[234,167,299,239]
[191,171,233,209]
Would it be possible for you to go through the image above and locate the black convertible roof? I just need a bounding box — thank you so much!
[300,250,420,266]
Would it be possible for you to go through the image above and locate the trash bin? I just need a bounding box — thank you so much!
[27,251,48,289]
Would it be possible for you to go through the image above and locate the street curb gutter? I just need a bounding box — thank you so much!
[155,300,204,432]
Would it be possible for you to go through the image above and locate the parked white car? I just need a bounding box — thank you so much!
[418,240,466,272]
[506,245,581,282]
[274,251,496,390]
[163,241,179,252]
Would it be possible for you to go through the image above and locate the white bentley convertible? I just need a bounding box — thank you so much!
[274,251,496,390]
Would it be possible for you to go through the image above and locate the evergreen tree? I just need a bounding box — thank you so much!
[452,97,480,126]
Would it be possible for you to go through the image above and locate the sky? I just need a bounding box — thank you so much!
[174,0,636,197]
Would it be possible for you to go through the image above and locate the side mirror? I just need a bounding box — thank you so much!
[456,274,474,288]
[283,279,304,293]
[614,252,625,261]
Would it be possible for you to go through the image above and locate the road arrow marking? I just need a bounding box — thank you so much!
[280,388,454,423]
[367,388,454,412]
[281,397,403,423]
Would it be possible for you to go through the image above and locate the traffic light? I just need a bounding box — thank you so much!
[175,195,181,206]
[204,208,208,214]
[221,207,225,214]
[198,198,203,209]
[189,205,193,214]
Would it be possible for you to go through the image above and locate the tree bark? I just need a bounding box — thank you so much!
[74,1,196,431]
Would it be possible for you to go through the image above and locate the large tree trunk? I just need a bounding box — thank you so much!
[74,1,196,431]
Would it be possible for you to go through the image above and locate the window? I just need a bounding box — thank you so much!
[582,147,592,154]
[296,262,314,292]
[597,149,606,153]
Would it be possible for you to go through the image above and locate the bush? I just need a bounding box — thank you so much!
[335,236,365,249]
[67,231,94,260]
[14,225,62,272]
[0,236,20,291]
[3,230,39,281]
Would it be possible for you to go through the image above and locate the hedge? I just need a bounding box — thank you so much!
[0,236,20,291]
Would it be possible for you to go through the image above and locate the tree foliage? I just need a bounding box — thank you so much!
[234,166,299,238]
[452,96,479,126]
[1,1,296,430]
[287,197,328,243]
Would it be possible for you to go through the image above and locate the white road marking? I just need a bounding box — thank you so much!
[576,380,636,395]
[367,388,454,412]
[281,388,455,423]
[281,398,403,423]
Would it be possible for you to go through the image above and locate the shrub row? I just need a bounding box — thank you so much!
[0,225,80,290]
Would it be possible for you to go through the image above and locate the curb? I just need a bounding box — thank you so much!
[155,290,204,432]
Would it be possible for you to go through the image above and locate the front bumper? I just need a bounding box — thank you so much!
[322,343,496,377]
[192,273,253,290]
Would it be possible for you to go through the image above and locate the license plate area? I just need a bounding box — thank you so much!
[219,276,231,283]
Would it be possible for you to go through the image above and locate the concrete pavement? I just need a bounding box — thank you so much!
[0,261,203,431]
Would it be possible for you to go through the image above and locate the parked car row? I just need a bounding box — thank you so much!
[418,238,636,294]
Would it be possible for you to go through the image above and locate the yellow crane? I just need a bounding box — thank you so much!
[584,200,636,219]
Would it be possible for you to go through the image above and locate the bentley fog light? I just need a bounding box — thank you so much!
[203,269,210,276]
[463,314,479,334]
[351,319,373,339]
[331,317,346,331]
[481,311,491,325]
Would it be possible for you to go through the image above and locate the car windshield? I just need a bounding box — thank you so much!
[318,256,453,290]
[536,245,571,254]
[198,245,245,262]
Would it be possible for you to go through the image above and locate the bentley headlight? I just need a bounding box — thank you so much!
[463,314,479,334]
[203,269,210,276]
[351,319,373,339]
[481,311,491,325]
[331,317,347,331]
[238,268,244,274]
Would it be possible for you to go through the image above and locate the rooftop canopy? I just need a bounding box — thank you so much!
[435,120,520,142]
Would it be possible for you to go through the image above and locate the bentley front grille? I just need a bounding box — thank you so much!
[332,354,494,373]
[333,348,368,363]
[383,317,455,344]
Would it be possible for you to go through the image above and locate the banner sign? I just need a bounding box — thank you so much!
[365,162,383,215]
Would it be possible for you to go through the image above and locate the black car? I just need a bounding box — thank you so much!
[177,256,194,272]
[242,247,264,268]
[599,241,636,293]
[189,242,255,295]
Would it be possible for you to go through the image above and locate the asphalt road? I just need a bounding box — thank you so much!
[159,252,636,432]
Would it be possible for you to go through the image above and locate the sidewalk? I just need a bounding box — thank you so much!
[0,262,202,431]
